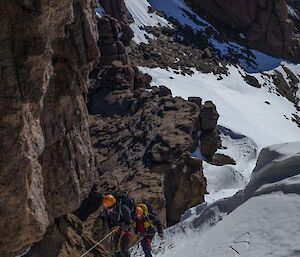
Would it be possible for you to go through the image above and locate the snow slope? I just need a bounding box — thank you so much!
[125,0,300,203]
[202,127,258,203]
[124,0,170,43]
[139,142,300,257]
[124,1,300,256]
[140,65,300,150]
[160,193,300,257]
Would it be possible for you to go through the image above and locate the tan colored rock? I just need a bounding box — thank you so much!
[0,0,99,253]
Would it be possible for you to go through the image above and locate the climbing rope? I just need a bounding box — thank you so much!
[80,228,118,257]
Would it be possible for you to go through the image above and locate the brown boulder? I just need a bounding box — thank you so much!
[200,101,219,131]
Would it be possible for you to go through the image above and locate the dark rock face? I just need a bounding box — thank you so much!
[0,0,99,253]
[96,15,130,66]
[100,0,132,23]
[99,0,134,46]
[187,0,300,62]
[200,101,220,161]
[164,154,207,226]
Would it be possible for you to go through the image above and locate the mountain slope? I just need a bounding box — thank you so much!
[124,0,300,203]
[153,142,300,257]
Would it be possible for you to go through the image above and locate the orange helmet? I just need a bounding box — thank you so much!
[103,194,116,208]
[136,206,144,218]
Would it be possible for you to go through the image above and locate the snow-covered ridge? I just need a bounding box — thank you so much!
[150,142,300,257]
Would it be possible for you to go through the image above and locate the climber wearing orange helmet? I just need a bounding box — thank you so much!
[134,203,163,257]
[103,194,133,257]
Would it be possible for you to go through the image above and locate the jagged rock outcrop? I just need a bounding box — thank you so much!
[89,85,208,226]
[99,0,134,46]
[99,0,132,24]
[187,0,300,62]
[87,6,220,226]
[95,15,129,66]
[200,101,220,161]
[0,0,99,254]
[129,26,228,75]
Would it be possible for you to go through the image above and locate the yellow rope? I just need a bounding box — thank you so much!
[80,228,117,257]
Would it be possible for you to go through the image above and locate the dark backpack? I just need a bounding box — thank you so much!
[112,191,136,220]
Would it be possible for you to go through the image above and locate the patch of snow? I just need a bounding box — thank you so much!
[203,126,258,203]
[124,0,170,44]
[139,65,300,150]
[149,0,214,31]
[239,33,246,39]
[156,192,300,257]
[15,247,31,257]
[96,6,106,18]
[239,49,284,73]
[288,4,299,19]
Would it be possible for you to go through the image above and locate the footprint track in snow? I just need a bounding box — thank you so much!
[229,232,251,256]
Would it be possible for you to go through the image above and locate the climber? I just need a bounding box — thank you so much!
[134,203,164,257]
[103,194,133,257]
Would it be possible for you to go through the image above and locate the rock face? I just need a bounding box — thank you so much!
[0,0,99,254]
[0,0,221,255]
[27,214,110,257]
[187,0,300,62]
[87,6,216,226]
[164,154,207,226]
[99,0,134,46]
[89,85,208,226]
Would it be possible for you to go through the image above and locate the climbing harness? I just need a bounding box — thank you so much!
[80,228,118,257]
